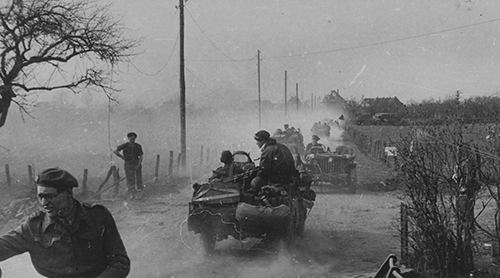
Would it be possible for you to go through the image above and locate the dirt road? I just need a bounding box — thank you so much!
[0,142,401,278]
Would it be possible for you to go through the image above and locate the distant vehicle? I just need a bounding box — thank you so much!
[273,127,305,158]
[302,145,357,193]
[187,151,315,253]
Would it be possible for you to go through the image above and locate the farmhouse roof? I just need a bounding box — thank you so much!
[361,96,406,113]
[322,89,348,106]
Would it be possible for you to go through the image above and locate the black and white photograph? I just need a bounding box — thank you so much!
[1,0,500,277]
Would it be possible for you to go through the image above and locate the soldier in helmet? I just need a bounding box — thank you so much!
[209,150,242,181]
[251,130,298,189]
[305,135,326,154]
[0,168,130,278]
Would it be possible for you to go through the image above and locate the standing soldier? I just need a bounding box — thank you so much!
[114,132,143,199]
[0,168,130,277]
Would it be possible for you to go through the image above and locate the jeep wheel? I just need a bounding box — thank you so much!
[296,202,306,237]
[200,229,216,254]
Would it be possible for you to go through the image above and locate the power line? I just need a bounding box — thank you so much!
[129,31,180,77]
[185,6,241,62]
[265,16,500,60]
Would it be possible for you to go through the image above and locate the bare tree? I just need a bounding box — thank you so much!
[0,0,137,127]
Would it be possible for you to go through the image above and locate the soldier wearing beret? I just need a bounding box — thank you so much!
[114,132,144,199]
[251,130,298,189]
[0,168,130,278]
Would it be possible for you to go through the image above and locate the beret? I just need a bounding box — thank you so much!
[36,168,78,189]
[127,132,137,138]
[312,135,320,141]
[254,130,270,141]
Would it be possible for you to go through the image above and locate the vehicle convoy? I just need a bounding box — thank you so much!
[273,126,305,158]
[302,145,357,193]
[187,151,315,253]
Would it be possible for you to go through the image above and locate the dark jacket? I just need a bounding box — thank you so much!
[258,138,298,183]
[0,200,130,278]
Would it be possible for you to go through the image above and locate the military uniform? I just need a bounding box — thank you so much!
[305,142,326,154]
[116,141,143,192]
[257,138,298,184]
[0,200,130,278]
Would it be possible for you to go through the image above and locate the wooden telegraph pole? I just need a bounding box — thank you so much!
[257,50,261,128]
[179,0,186,170]
[295,83,299,112]
[284,70,288,116]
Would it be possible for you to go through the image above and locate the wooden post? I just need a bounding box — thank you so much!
[176,153,182,175]
[5,164,11,187]
[401,203,409,265]
[111,165,120,196]
[27,165,34,186]
[284,70,288,116]
[206,147,210,164]
[199,145,204,166]
[295,83,299,112]
[82,169,88,194]
[257,49,262,128]
[168,151,174,176]
[179,0,187,170]
[155,154,160,180]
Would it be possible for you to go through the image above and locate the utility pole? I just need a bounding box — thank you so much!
[179,0,186,170]
[295,83,299,112]
[284,70,288,116]
[311,93,314,111]
[257,50,261,128]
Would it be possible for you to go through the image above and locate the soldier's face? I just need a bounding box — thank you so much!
[256,140,264,148]
[37,186,73,217]
[128,136,136,143]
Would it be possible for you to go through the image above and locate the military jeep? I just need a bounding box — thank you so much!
[187,151,315,253]
[303,146,357,193]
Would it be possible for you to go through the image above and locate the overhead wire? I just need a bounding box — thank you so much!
[129,31,180,77]
[264,16,500,60]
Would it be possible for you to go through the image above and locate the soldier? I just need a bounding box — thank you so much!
[305,135,326,154]
[251,130,298,189]
[114,131,143,199]
[0,168,130,278]
[209,150,243,181]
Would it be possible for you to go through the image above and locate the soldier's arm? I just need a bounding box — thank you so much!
[97,207,130,278]
[138,145,143,165]
[0,222,33,261]
[113,144,126,161]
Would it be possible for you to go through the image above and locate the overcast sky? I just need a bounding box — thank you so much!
[46,0,500,106]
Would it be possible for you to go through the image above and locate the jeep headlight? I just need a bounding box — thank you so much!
[328,157,334,163]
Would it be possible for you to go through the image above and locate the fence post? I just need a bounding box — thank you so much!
[155,154,160,180]
[199,145,204,167]
[27,165,34,186]
[176,153,182,175]
[5,164,11,187]
[401,203,409,265]
[168,151,174,176]
[111,165,120,197]
[206,147,210,164]
[82,169,88,194]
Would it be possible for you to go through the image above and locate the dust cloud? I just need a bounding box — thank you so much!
[0,98,354,278]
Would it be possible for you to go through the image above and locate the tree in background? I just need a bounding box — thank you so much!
[0,0,137,127]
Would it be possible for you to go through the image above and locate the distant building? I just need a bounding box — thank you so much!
[360,96,406,115]
[322,89,348,110]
